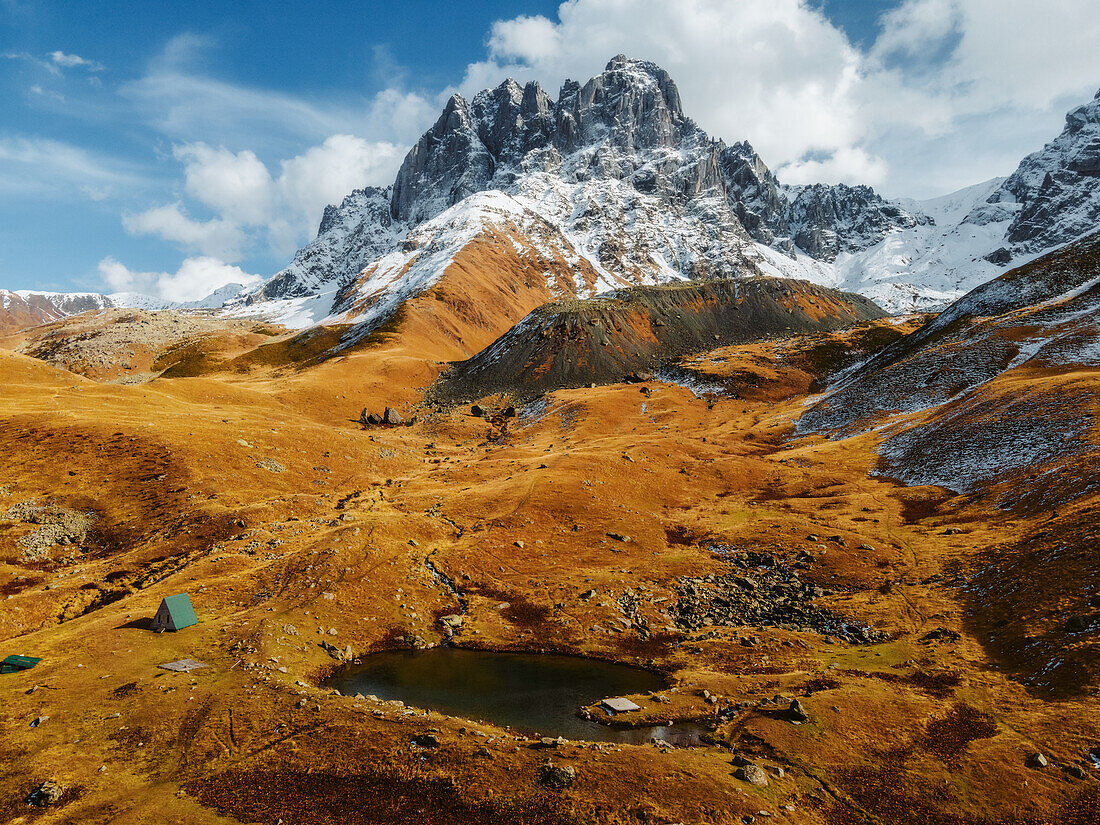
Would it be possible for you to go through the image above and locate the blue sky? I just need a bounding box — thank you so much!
[1,0,1097,298]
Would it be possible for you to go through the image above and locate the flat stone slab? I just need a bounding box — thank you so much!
[158,659,208,673]
[601,697,642,714]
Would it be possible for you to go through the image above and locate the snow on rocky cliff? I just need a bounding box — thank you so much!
[241,56,926,328]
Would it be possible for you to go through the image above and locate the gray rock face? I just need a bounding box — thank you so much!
[253,187,395,302]
[784,183,931,262]
[995,88,1100,253]
[252,55,928,316]
[384,54,918,260]
[391,96,495,224]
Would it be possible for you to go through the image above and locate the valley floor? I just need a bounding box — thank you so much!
[1,317,1098,825]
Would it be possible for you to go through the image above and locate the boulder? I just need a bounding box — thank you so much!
[735,764,769,786]
[413,733,439,748]
[1065,764,1087,780]
[1026,752,1049,769]
[26,780,64,807]
[789,699,808,722]
[538,761,577,790]
[383,407,404,426]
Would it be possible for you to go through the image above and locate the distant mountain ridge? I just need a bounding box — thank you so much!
[0,285,248,335]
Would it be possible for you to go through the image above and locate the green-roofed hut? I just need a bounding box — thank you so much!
[151,593,198,632]
[1,655,41,674]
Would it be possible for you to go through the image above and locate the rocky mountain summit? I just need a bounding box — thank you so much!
[995,88,1100,255]
[246,56,925,330]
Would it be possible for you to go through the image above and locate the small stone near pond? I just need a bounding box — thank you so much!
[539,761,577,790]
[1026,752,1048,769]
[735,764,769,787]
[26,780,64,807]
[601,697,642,714]
[439,615,464,629]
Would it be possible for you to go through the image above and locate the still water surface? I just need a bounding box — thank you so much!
[327,647,705,745]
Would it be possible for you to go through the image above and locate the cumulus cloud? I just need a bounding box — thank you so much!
[122,203,246,260]
[456,0,1100,194]
[98,255,261,303]
[125,135,404,260]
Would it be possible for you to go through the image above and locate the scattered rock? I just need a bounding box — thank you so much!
[256,458,286,473]
[1064,764,1087,780]
[1065,614,1098,633]
[25,780,64,807]
[413,734,439,748]
[538,761,577,790]
[606,532,631,542]
[920,627,962,644]
[735,764,769,787]
[1026,752,1049,769]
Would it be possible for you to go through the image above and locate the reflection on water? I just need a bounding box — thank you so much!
[327,647,705,745]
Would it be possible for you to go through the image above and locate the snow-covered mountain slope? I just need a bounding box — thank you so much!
[999,89,1100,253]
[799,229,1100,498]
[830,88,1100,312]
[242,56,923,329]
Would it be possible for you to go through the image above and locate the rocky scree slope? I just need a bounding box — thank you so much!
[241,56,923,333]
[435,276,885,400]
[800,230,1100,496]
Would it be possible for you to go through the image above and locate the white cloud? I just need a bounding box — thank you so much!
[125,135,403,260]
[457,0,1100,195]
[176,143,274,226]
[98,255,261,303]
[779,147,889,187]
[122,203,246,260]
[0,136,143,198]
[48,51,103,71]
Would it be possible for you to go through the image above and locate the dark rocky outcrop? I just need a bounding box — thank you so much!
[434,277,885,400]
